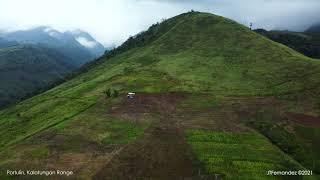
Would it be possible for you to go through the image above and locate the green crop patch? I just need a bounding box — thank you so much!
[100,119,148,145]
[178,94,222,110]
[295,125,320,173]
[186,129,305,179]
[51,98,151,149]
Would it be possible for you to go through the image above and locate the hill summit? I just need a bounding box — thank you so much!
[91,11,320,96]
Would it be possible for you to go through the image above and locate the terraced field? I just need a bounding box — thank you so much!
[2,93,318,179]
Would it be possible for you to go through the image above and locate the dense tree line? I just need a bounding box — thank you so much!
[255,29,320,59]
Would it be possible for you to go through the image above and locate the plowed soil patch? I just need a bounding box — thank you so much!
[94,93,203,179]
[286,112,320,127]
[109,93,185,123]
[93,122,199,179]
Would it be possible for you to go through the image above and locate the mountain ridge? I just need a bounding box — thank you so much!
[0,44,75,108]
[306,23,320,33]
[1,26,105,66]
[255,28,320,59]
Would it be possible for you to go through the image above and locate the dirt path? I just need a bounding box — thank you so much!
[93,93,204,179]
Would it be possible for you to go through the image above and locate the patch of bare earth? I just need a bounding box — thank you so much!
[286,112,320,127]
[5,131,119,179]
[109,93,185,121]
[178,108,249,132]
[94,93,208,179]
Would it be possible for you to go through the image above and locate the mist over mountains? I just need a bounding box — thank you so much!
[306,23,320,33]
[1,26,105,66]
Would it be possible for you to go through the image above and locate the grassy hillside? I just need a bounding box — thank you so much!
[0,12,320,179]
[0,45,75,108]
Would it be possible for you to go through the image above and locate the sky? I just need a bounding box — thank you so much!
[1,0,320,47]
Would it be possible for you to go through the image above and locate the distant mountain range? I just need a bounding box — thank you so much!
[254,26,320,59]
[1,26,105,66]
[305,23,320,33]
[0,37,18,48]
[0,27,105,108]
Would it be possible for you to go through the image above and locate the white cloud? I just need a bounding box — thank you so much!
[76,37,97,48]
[43,27,52,33]
[0,0,189,47]
[0,0,319,47]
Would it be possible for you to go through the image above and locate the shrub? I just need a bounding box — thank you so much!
[103,88,120,98]
[103,88,112,98]
[113,89,119,97]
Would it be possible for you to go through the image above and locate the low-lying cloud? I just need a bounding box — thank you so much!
[1,0,319,47]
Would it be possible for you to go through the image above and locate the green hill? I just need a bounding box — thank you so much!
[0,44,75,108]
[0,12,320,179]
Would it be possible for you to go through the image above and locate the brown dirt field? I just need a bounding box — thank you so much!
[109,93,185,120]
[93,93,210,179]
[286,112,320,127]
[224,96,281,113]
[93,119,201,179]
[177,109,249,132]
